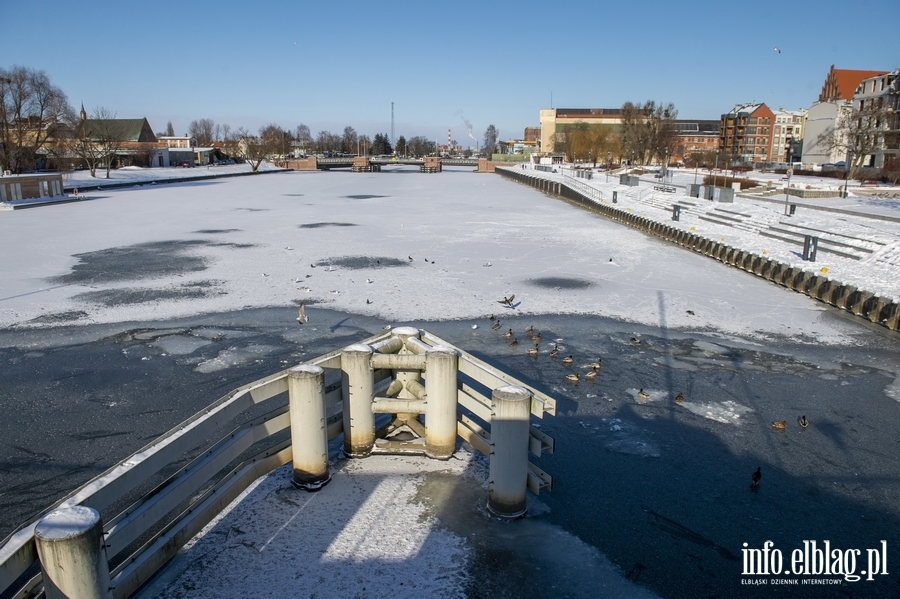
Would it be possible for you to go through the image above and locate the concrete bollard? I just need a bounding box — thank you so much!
[34,506,111,599]
[341,344,375,458]
[884,303,900,330]
[487,385,532,519]
[288,365,331,490]
[834,285,857,310]
[424,346,459,460]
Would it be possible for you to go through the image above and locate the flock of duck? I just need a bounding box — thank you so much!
[488,314,602,383]
[487,312,812,493]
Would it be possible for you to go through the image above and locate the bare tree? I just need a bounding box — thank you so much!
[213,122,231,143]
[0,65,70,173]
[407,136,433,157]
[156,121,176,138]
[227,127,267,171]
[618,101,678,165]
[816,99,893,179]
[188,118,215,146]
[646,102,678,164]
[227,124,287,171]
[295,124,312,154]
[259,124,290,163]
[483,125,498,157]
[315,130,341,153]
[341,126,357,154]
[68,107,128,178]
[590,126,620,166]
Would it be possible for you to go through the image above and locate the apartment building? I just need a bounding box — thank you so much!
[719,103,776,163]
[772,108,807,163]
[852,69,899,168]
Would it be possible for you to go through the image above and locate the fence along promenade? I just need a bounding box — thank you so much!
[0,327,555,599]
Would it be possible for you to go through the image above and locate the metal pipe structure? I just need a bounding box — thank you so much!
[487,385,532,519]
[370,353,426,370]
[34,506,111,599]
[390,328,423,398]
[389,327,423,425]
[370,336,403,355]
[341,344,376,457]
[403,337,431,356]
[424,346,459,460]
[287,365,331,490]
[372,398,425,414]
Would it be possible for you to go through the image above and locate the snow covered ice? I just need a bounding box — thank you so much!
[2,165,900,598]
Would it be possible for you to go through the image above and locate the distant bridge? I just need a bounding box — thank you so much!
[280,156,493,173]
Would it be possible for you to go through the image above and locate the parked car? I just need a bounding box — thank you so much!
[178,161,193,168]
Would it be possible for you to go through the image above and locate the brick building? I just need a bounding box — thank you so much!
[671,120,720,163]
[819,65,888,102]
[719,103,776,163]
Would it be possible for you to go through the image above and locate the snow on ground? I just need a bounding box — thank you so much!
[0,165,887,344]
[135,453,477,599]
[2,166,899,598]
[527,164,900,303]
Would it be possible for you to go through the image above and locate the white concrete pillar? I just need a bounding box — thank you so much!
[487,385,532,519]
[288,365,331,490]
[34,506,111,599]
[425,346,459,460]
[341,344,375,458]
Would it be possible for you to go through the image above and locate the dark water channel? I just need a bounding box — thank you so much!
[1,307,899,598]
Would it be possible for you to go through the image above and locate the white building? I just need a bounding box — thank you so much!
[852,69,899,169]
[800,101,853,167]
[772,108,807,164]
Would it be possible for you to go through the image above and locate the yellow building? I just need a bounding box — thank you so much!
[539,108,625,154]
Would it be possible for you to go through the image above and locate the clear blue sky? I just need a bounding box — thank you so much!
[1,0,896,147]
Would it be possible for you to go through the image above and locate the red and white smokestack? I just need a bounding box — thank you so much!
[448,129,451,150]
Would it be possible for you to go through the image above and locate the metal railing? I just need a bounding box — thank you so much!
[0,328,555,599]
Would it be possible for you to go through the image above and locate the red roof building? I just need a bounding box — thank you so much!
[719,103,776,163]
[818,65,888,102]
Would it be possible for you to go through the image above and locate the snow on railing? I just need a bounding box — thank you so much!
[0,328,556,599]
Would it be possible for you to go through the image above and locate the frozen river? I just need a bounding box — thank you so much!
[1,168,899,597]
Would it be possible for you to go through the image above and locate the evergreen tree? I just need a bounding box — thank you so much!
[371,133,393,155]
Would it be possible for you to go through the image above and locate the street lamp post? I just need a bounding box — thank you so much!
[664,148,669,184]
[712,151,719,201]
[783,167,793,215]
[606,151,611,182]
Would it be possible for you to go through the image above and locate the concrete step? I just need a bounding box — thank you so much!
[766,226,875,254]
[757,230,867,260]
